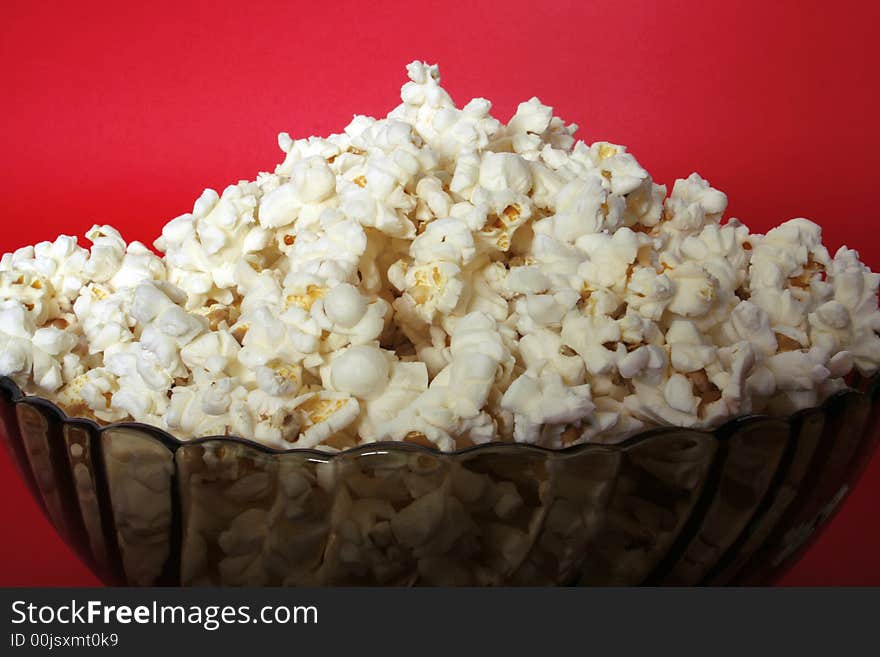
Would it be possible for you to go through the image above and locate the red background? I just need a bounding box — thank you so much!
[1,0,878,585]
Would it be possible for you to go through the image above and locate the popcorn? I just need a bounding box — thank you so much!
[165,378,250,440]
[500,369,594,445]
[0,269,59,325]
[110,242,166,291]
[180,331,243,379]
[662,173,728,235]
[320,283,367,328]
[56,368,125,423]
[288,392,360,449]
[519,328,586,386]
[576,228,648,295]
[1,61,877,452]
[286,211,367,283]
[17,235,90,308]
[329,345,390,399]
[84,225,127,283]
[359,361,429,440]
[0,302,36,386]
[155,183,271,309]
[393,260,464,322]
[823,247,880,374]
[411,219,476,266]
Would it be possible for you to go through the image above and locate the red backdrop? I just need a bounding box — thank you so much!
[1,0,878,585]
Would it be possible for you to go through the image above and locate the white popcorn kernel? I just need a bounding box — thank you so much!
[626,266,673,320]
[449,150,481,198]
[329,345,390,399]
[507,97,554,138]
[560,311,621,376]
[322,283,368,328]
[728,301,778,356]
[766,351,830,392]
[663,173,727,234]
[519,329,586,386]
[257,183,300,228]
[415,176,452,219]
[400,261,464,321]
[32,326,77,356]
[478,152,533,195]
[180,331,241,377]
[411,219,476,266]
[360,361,429,438]
[0,338,31,381]
[666,261,719,319]
[84,225,127,282]
[109,242,166,290]
[576,228,642,293]
[534,176,609,241]
[664,373,700,415]
[825,246,880,375]
[506,266,550,295]
[292,156,337,203]
[255,362,303,397]
[500,369,594,445]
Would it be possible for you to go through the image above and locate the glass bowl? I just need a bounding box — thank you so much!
[1,373,878,586]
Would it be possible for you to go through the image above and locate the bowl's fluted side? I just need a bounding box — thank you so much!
[1,375,878,586]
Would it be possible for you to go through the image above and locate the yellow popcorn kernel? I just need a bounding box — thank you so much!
[298,396,348,425]
[697,283,715,303]
[90,285,110,300]
[481,214,503,233]
[788,255,825,290]
[197,304,236,331]
[501,204,520,223]
[482,204,520,232]
[598,144,618,160]
[410,285,430,304]
[285,285,325,311]
[353,175,367,188]
[231,323,249,344]
[409,266,445,305]
[273,363,301,387]
[479,204,523,252]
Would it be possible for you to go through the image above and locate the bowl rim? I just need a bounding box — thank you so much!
[1,374,875,459]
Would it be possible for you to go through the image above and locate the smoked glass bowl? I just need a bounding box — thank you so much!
[1,373,878,586]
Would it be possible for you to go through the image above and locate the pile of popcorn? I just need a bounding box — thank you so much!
[2,62,879,452]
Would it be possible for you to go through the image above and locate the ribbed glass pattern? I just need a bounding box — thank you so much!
[1,375,877,586]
